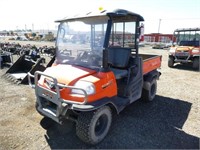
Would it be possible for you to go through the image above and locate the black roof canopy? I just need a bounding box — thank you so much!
[55,9,144,23]
[174,27,200,32]
[107,9,144,22]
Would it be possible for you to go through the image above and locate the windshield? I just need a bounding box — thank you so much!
[175,30,200,47]
[55,19,108,70]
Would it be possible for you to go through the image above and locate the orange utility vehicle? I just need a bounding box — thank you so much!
[168,28,200,69]
[28,9,162,144]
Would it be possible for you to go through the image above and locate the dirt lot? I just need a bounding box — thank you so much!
[0,41,199,149]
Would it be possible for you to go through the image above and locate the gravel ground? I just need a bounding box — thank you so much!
[0,41,199,149]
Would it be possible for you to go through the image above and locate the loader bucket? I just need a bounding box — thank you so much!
[46,55,55,68]
[5,54,46,84]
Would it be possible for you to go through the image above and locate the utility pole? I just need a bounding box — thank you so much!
[157,19,162,43]
[158,19,161,33]
[32,24,34,32]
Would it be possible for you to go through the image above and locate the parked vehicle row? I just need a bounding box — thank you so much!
[0,42,56,56]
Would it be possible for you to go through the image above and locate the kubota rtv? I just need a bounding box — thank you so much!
[28,9,162,145]
[168,28,200,69]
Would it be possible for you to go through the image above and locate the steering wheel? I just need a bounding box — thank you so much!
[77,51,102,65]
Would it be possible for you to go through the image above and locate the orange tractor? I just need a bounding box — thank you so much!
[168,28,200,69]
[28,9,162,144]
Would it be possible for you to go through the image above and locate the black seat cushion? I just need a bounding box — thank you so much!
[108,48,131,68]
[107,48,130,79]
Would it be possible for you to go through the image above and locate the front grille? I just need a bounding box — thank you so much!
[45,78,56,90]
[40,97,57,112]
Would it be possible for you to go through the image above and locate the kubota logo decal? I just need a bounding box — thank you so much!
[102,80,113,89]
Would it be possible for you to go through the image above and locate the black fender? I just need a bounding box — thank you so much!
[143,70,160,90]
[72,96,129,114]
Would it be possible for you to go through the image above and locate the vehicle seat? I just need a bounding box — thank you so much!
[108,48,131,79]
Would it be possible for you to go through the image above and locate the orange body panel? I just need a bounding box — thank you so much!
[46,64,96,85]
[39,55,162,103]
[60,71,117,103]
[39,65,117,103]
[143,56,162,75]
[175,46,200,55]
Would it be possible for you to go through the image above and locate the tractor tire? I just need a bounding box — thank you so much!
[76,106,112,145]
[142,79,157,102]
[192,57,199,70]
[168,56,174,68]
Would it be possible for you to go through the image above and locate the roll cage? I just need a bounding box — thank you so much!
[55,9,144,70]
[173,27,200,47]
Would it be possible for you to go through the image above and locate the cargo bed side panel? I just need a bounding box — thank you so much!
[140,54,162,75]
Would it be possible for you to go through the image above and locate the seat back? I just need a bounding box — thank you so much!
[108,48,131,68]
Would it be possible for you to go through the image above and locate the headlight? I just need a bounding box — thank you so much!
[72,81,95,95]
[192,49,200,53]
[169,48,176,53]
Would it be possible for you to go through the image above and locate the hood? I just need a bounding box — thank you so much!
[42,64,96,85]
[176,46,194,52]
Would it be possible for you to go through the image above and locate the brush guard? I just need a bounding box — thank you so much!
[174,52,191,63]
[28,71,88,123]
[174,47,191,63]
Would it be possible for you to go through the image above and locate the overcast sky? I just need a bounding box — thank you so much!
[0,0,199,34]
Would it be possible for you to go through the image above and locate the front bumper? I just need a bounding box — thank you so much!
[28,71,89,123]
[171,52,191,63]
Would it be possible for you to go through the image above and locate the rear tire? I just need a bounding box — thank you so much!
[76,106,112,145]
[193,57,199,70]
[168,56,174,68]
[142,79,157,102]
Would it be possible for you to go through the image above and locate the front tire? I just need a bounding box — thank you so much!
[193,57,199,70]
[142,79,157,102]
[168,56,174,68]
[76,106,112,145]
